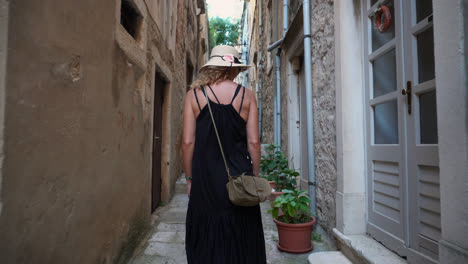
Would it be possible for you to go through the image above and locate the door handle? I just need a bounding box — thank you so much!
[154,136,160,140]
[402,81,412,115]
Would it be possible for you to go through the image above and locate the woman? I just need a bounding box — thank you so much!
[182,45,266,263]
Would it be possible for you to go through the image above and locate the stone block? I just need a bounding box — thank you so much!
[308,251,352,264]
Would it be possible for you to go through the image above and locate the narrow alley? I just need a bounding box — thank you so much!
[0,0,467,264]
[130,175,345,264]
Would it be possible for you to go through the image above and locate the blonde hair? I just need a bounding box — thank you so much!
[190,67,243,89]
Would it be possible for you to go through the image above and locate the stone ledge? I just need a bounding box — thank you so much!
[308,251,352,264]
[333,228,407,264]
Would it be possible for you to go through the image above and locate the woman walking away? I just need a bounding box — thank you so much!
[182,45,266,264]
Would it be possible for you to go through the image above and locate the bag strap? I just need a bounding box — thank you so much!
[202,86,232,180]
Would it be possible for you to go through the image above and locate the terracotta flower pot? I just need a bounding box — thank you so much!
[273,217,317,253]
[268,181,276,189]
[267,181,284,203]
[268,190,284,202]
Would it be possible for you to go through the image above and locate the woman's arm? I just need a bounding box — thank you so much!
[246,90,261,177]
[182,90,197,196]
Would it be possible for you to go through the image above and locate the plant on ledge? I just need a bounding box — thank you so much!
[260,144,287,179]
[269,189,313,223]
[267,189,317,253]
[260,144,297,191]
[273,168,298,191]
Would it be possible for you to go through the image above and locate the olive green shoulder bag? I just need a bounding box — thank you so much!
[202,86,271,206]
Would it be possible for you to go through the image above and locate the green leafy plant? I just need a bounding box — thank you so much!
[260,144,287,176]
[268,189,313,224]
[260,144,297,190]
[274,168,298,190]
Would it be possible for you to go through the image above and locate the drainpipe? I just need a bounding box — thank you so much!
[258,0,263,139]
[241,2,249,87]
[302,0,316,215]
[275,50,282,146]
[268,0,288,147]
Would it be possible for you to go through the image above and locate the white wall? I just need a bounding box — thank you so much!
[334,0,366,235]
[433,0,468,262]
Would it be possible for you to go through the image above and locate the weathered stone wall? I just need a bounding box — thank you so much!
[309,0,337,234]
[0,0,207,263]
[247,0,337,234]
[260,0,275,144]
[242,0,275,144]
[275,0,337,235]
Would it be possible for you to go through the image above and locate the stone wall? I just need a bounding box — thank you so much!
[246,0,337,234]
[309,0,337,234]
[260,0,275,144]
[0,0,208,263]
[242,0,275,144]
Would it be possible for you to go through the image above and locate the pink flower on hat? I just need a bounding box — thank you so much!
[222,55,235,63]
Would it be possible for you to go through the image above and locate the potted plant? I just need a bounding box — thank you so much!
[267,167,298,202]
[260,144,297,201]
[260,144,287,186]
[268,189,317,253]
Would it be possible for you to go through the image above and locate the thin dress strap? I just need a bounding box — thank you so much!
[193,88,202,111]
[230,84,242,104]
[239,86,246,113]
[207,84,221,104]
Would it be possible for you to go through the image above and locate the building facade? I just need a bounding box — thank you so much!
[241,0,337,236]
[245,0,467,263]
[0,0,208,263]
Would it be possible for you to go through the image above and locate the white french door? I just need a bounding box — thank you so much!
[364,0,440,263]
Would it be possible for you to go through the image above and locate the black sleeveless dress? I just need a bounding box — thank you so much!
[185,85,267,264]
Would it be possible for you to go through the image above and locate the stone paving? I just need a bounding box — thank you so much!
[130,176,342,264]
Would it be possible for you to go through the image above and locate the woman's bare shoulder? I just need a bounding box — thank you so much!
[241,86,256,104]
[185,88,195,101]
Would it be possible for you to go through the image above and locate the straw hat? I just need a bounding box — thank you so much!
[200,45,250,72]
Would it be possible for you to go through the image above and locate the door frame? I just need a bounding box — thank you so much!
[335,1,467,263]
[363,0,408,255]
[362,0,440,263]
[151,70,166,212]
[402,0,440,262]
[150,62,171,212]
[283,22,305,188]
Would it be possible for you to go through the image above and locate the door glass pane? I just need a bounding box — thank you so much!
[371,0,395,51]
[416,0,432,23]
[417,27,435,83]
[373,49,397,97]
[420,90,438,144]
[374,100,399,144]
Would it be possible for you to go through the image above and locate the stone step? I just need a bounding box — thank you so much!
[308,251,353,264]
[333,228,407,264]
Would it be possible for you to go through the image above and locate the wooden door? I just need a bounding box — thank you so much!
[287,57,302,174]
[365,0,407,250]
[364,1,440,262]
[152,72,164,212]
[403,1,440,261]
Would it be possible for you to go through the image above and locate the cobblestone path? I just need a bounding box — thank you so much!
[130,176,340,264]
